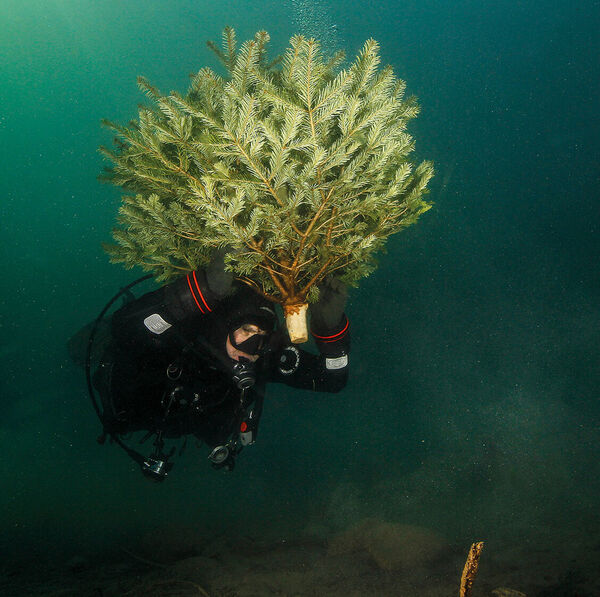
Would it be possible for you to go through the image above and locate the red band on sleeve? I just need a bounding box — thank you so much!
[192,271,212,312]
[186,274,206,314]
[312,318,349,342]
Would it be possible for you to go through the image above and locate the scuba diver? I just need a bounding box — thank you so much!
[80,253,350,481]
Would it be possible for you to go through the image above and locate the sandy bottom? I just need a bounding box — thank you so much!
[1,519,598,597]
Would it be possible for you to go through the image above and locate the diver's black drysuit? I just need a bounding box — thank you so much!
[94,269,350,457]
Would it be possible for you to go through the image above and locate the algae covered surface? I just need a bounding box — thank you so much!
[4,518,599,596]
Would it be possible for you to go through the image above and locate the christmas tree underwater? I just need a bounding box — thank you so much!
[100,28,433,341]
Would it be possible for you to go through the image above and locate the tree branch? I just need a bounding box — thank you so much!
[298,257,332,297]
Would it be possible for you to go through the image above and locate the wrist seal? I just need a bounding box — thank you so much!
[311,314,350,357]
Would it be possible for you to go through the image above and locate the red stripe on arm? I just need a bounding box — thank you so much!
[312,318,349,341]
[192,271,212,312]
[186,274,205,314]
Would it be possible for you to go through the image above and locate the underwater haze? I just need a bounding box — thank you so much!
[1,0,599,595]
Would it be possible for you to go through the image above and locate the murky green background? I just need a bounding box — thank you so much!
[1,0,598,583]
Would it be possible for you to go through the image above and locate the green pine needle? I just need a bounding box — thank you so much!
[100,28,434,304]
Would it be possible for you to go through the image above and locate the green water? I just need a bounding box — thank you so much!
[1,0,598,592]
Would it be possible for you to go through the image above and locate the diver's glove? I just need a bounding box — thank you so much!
[310,277,350,358]
[205,247,235,298]
[166,247,235,317]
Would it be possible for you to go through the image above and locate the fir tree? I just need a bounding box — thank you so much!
[100,27,433,340]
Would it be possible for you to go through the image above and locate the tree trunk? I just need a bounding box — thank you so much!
[283,303,309,343]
